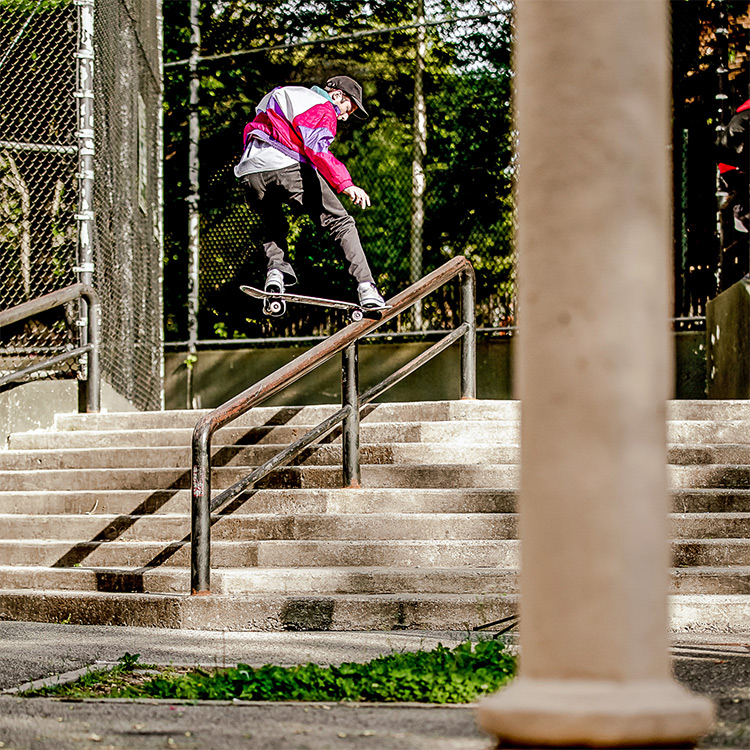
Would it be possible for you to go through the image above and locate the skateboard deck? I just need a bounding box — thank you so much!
[240,285,389,321]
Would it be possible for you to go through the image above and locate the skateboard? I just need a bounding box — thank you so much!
[240,285,390,322]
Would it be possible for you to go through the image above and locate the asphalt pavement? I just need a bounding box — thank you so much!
[0,623,748,749]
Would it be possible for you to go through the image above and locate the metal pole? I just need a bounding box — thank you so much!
[342,342,361,488]
[186,0,201,408]
[460,269,476,399]
[76,0,96,412]
[84,288,101,412]
[715,4,730,293]
[191,426,212,594]
[410,0,426,330]
[156,0,166,410]
[679,127,689,317]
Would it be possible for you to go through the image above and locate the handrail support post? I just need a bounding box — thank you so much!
[342,342,361,488]
[460,269,477,399]
[191,429,212,595]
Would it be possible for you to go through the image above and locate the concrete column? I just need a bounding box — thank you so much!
[476,0,714,746]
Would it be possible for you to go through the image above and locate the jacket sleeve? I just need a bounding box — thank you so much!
[292,103,354,192]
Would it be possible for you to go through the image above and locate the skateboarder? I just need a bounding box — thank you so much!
[235,75,386,309]
[717,101,750,233]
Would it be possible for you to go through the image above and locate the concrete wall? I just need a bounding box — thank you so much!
[706,278,750,399]
[0,380,137,448]
[676,331,706,400]
[165,337,515,410]
[164,333,707,411]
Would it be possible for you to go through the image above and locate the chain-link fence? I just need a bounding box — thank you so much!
[163,1,516,344]
[0,0,163,410]
[672,0,750,327]
[93,0,163,409]
[0,0,79,386]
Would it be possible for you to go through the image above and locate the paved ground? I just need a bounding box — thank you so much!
[0,623,748,749]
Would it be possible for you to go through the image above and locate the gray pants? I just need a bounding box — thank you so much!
[239,164,375,286]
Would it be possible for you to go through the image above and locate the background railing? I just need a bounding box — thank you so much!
[0,283,100,413]
[191,256,475,595]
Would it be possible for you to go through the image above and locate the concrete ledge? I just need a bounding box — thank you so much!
[1,590,749,632]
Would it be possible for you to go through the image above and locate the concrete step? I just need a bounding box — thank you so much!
[0,589,520,631]
[670,421,750,445]
[2,565,748,596]
[17,419,750,453]
[0,539,522,568]
[671,489,750,513]
[10,442,750,472]
[6,420,522,451]
[0,488,519,515]
[8,463,750,492]
[46,400,750,434]
[2,538,747,569]
[669,445,750,465]
[0,464,521,491]
[670,465,750,489]
[13,418,750,454]
[671,567,750,595]
[0,512,520,542]
[3,512,750,543]
[670,513,750,538]
[0,443,521,471]
[672,539,750,566]
[53,400,523,432]
[3,488,750,516]
[667,401,750,421]
[0,588,745,632]
[0,565,520,595]
[668,594,750,632]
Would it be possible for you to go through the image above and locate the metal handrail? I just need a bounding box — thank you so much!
[0,283,101,412]
[191,256,476,594]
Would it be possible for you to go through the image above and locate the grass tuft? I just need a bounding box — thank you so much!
[23,639,516,704]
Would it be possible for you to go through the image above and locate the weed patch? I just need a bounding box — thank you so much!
[23,640,516,704]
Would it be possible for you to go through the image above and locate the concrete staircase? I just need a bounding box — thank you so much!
[0,399,749,631]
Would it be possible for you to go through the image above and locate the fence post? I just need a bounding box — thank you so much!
[342,342,361,488]
[186,0,201,408]
[460,269,476,399]
[84,287,101,412]
[76,0,96,413]
[410,0,426,330]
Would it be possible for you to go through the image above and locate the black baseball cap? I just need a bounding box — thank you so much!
[326,75,369,119]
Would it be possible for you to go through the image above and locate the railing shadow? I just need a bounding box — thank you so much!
[51,407,308,575]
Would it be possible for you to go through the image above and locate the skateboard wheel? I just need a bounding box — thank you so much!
[350,309,364,322]
[263,298,286,317]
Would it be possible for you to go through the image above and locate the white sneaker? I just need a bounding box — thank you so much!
[265,269,284,294]
[357,282,385,309]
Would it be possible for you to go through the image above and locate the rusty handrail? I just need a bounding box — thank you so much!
[0,283,101,412]
[191,256,475,594]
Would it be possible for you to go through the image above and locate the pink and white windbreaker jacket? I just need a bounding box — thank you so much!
[242,86,354,193]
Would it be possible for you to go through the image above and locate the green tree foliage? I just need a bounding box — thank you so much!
[163,0,514,340]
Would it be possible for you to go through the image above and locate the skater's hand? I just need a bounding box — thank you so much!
[343,185,371,208]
